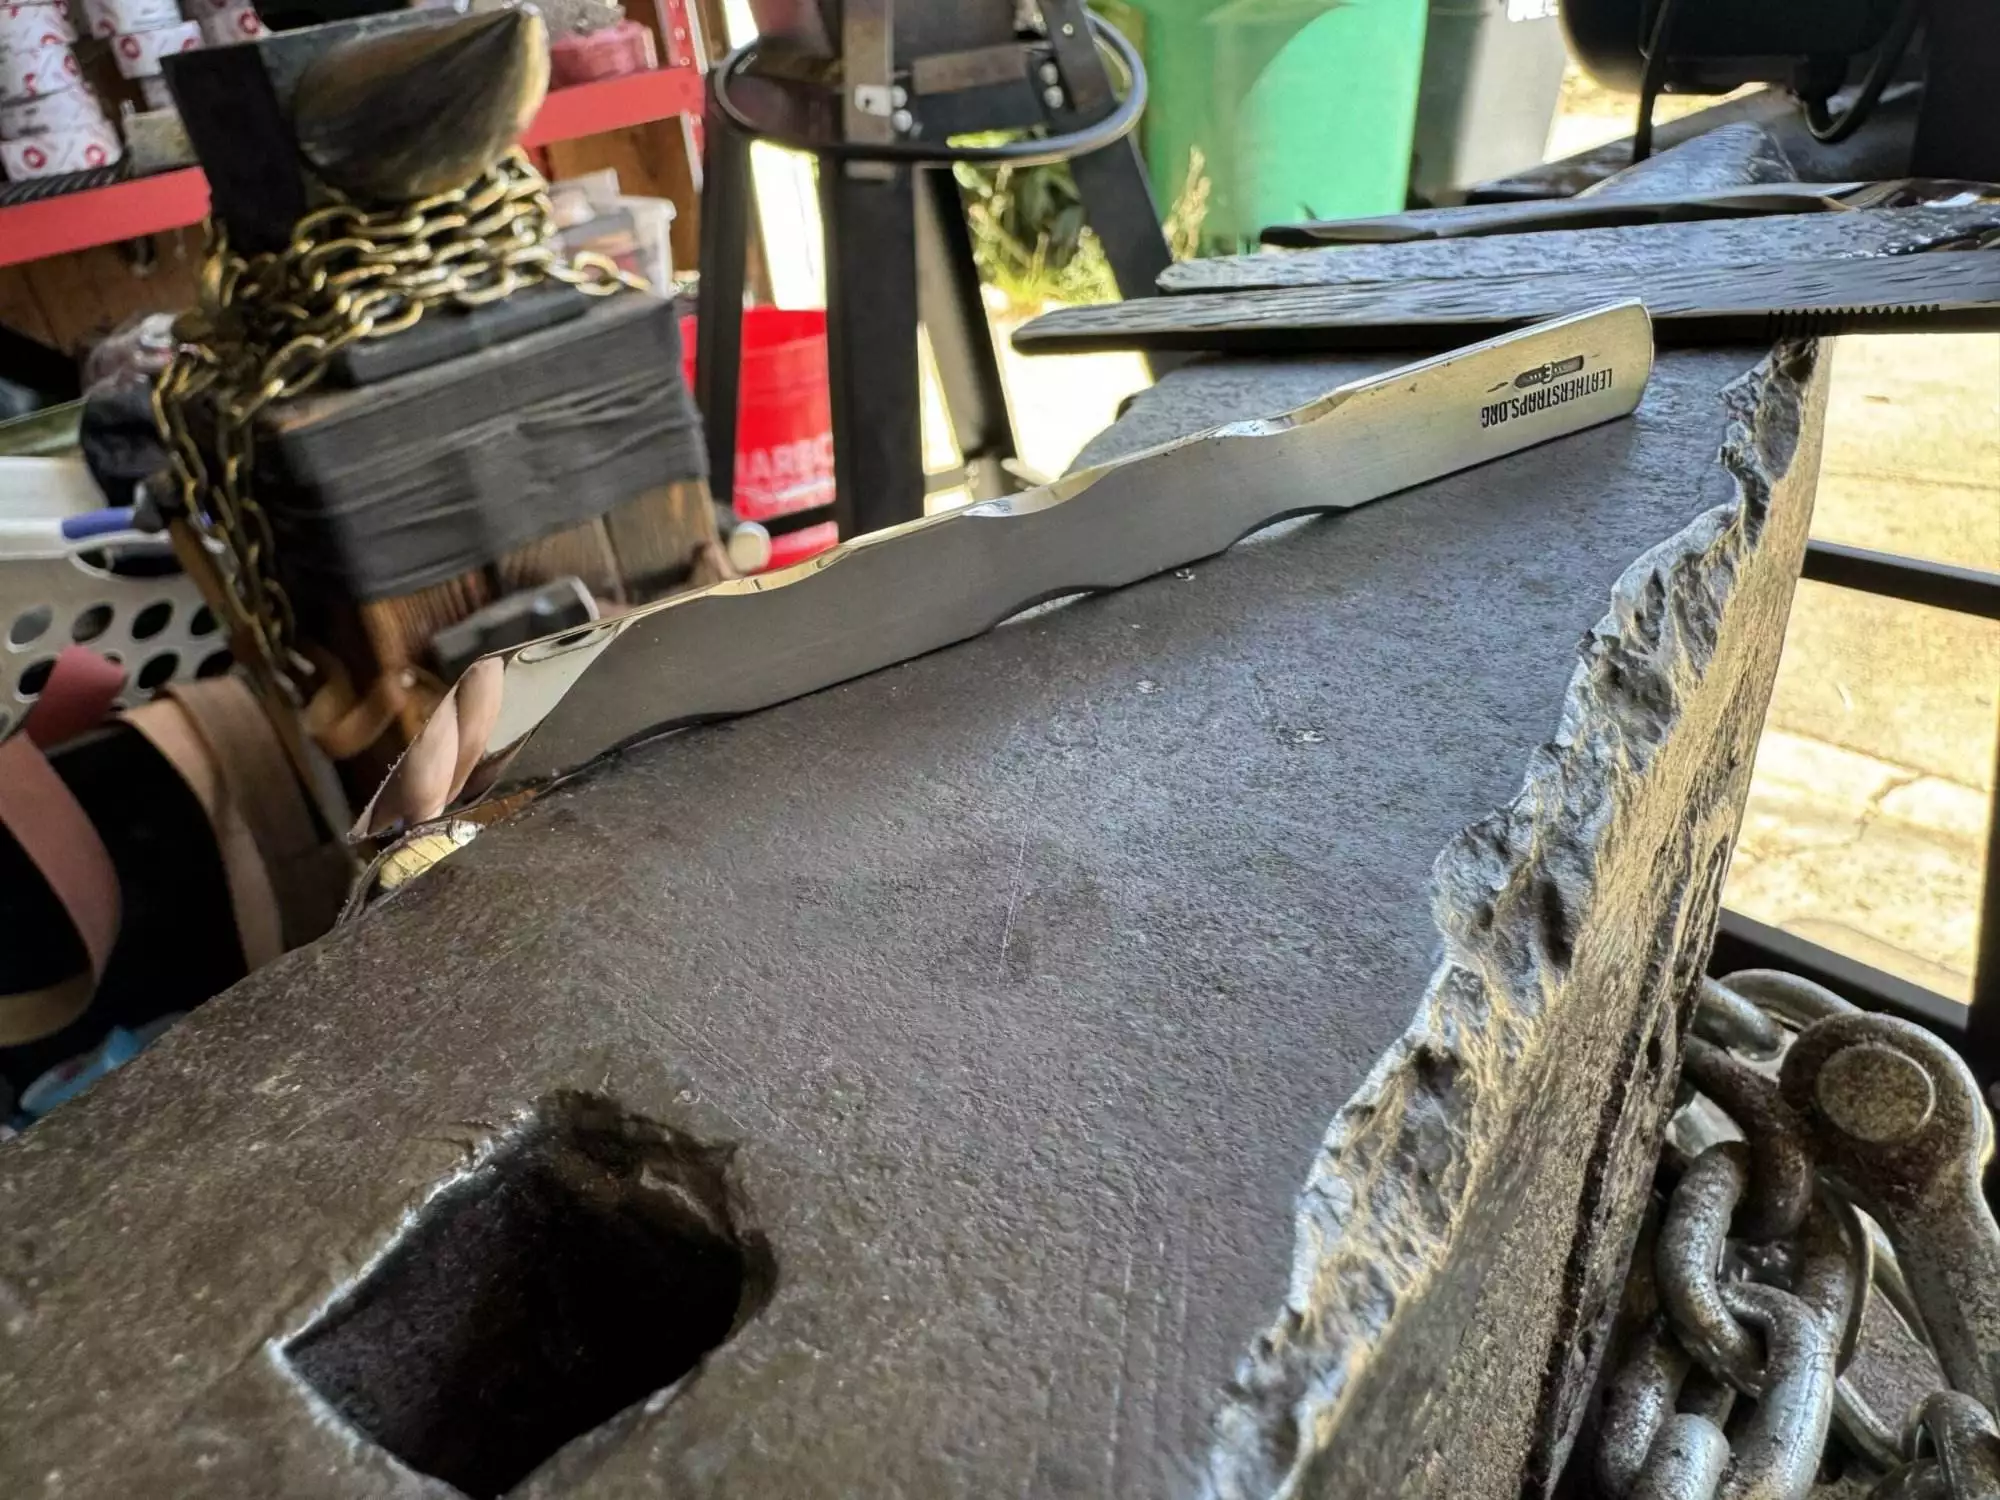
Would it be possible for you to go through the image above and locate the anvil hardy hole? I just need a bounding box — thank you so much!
[283,1092,772,1499]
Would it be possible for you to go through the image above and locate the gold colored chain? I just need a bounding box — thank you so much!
[152,148,646,698]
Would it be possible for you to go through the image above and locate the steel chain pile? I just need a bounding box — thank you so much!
[1597,969,2000,1500]
[151,148,646,698]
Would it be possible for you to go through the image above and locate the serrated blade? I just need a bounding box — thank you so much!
[1015,250,2000,354]
[358,301,1656,835]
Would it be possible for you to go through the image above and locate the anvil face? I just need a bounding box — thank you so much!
[0,344,1824,1500]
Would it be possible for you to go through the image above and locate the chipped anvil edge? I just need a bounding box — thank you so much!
[1201,341,1819,1498]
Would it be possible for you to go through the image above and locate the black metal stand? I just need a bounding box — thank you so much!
[1710,539,2000,1081]
[1912,0,2000,180]
[694,0,1173,540]
[820,162,924,536]
[1964,698,2000,1065]
[694,98,752,513]
[913,164,1018,502]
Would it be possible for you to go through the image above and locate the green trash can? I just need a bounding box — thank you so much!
[1121,0,1429,254]
[1407,0,1570,206]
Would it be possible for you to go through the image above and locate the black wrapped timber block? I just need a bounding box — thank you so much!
[253,292,706,606]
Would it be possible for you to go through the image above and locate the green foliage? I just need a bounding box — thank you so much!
[954,142,1211,314]
[1163,145,1210,264]
[953,144,1119,312]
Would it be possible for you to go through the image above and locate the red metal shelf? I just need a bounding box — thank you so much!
[523,64,701,149]
[0,166,209,270]
[0,66,704,270]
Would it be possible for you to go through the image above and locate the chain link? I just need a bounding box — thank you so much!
[152,149,647,699]
[1597,970,2000,1500]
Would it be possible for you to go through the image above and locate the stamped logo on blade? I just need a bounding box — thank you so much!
[1479,353,1615,430]
[1513,355,1586,389]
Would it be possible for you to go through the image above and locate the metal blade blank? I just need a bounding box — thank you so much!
[359,301,1656,835]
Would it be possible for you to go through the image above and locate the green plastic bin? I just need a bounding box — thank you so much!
[1120,0,1429,253]
[1408,0,1570,206]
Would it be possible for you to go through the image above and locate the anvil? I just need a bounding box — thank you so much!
[0,336,1827,1498]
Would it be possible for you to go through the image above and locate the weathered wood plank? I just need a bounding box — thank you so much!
[601,478,718,598]
[1160,202,2000,295]
[491,518,626,604]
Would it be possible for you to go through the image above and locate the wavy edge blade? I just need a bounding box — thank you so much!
[356,301,1655,838]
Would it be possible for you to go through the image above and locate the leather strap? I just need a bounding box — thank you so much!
[0,736,121,979]
[0,733,120,1045]
[0,974,93,1049]
[0,664,347,1046]
[125,695,286,972]
[0,648,129,1043]
[157,678,347,952]
[22,645,128,751]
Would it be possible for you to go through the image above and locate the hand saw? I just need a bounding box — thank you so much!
[357,302,1655,837]
[1014,249,2000,356]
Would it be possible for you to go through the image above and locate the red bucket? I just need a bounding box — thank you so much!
[681,309,838,570]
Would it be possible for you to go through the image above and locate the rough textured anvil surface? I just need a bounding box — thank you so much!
[0,344,1826,1499]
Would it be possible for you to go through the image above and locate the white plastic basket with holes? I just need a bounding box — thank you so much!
[1,452,231,743]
